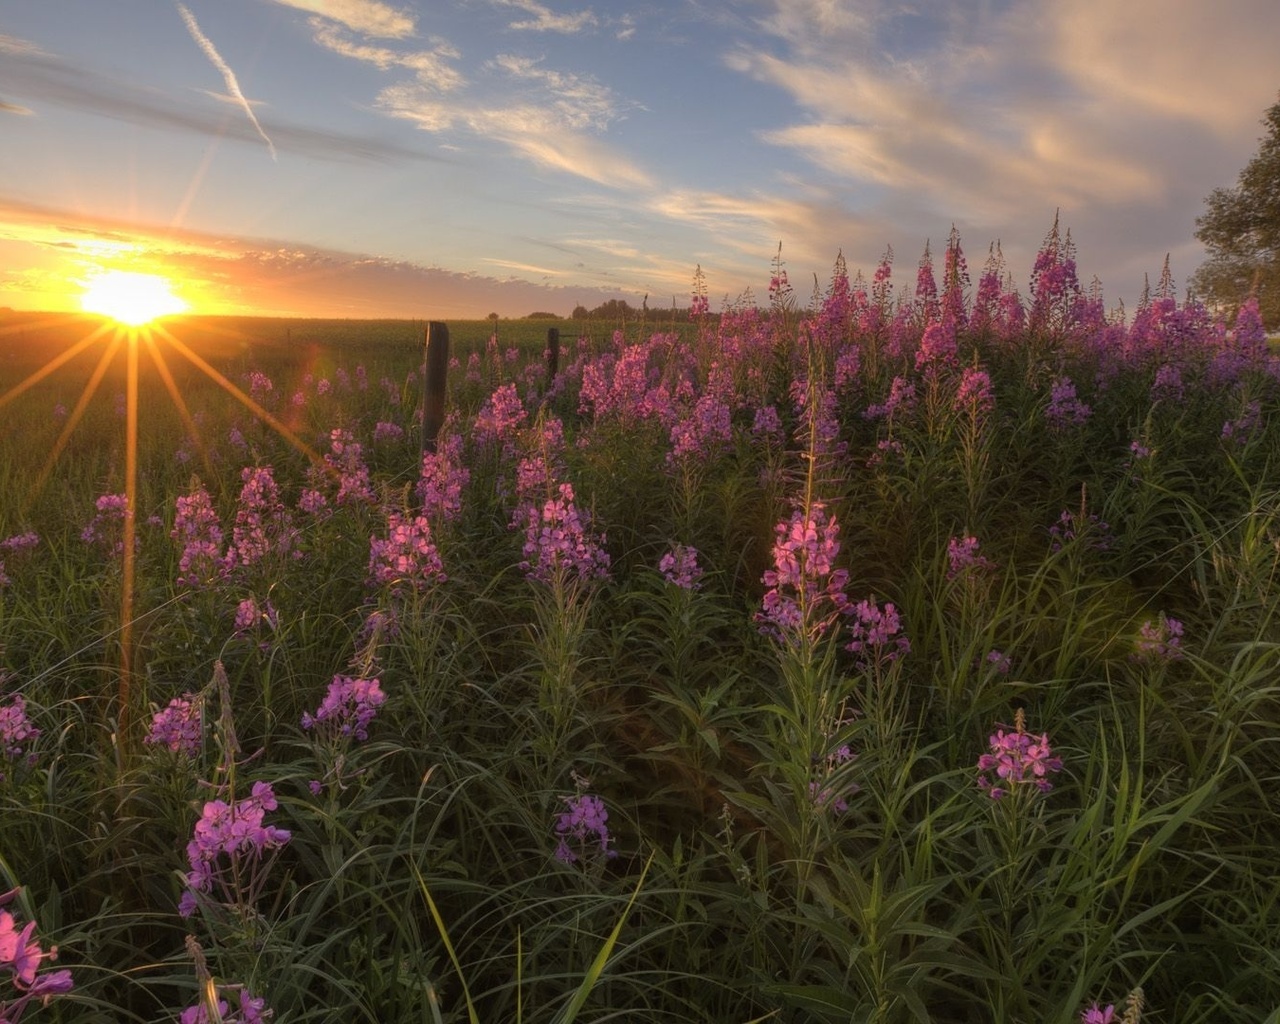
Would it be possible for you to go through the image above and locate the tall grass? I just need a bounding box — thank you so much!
[1,242,1278,1022]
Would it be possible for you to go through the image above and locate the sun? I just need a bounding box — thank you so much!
[81,270,189,325]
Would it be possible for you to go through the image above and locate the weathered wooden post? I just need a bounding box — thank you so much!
[545,326,560,384]
[422,320,449,455]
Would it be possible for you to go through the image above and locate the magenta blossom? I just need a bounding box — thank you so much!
[144,695,203,757]
[301,675,386,742]
[976,711,1063,800]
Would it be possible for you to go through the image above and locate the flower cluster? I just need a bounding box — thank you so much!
[144,694,203,757]
[1049,508,1113,554]
[946,535,996,580]
[1134,614,1184,662]
[757,502,850,642]
[172,484,224,588]
[301,675,386,742]
[844,598,911,670]
[179,781,291,918]
[80,493,131,553]
[416,430,470,523]
[976,710,1063,800]
[180,987,271,1024]
[223,467,297,571]
[553,793,617,865]
[1,888,73,1021]
[809,741,857,814]
[954,366,994,419]
[518,482,611,585]
[372,420,405,444]
[233,596,279,637]
[473,383,527,446]
[368,512,445,594]
[659,544,704,590]
[0,693,39,777]
[1045,376,1091,430]
[1080,1003,1116,1024]
[325,430,374,506]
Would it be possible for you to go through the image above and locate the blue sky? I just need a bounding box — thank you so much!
[2,0,1278,318]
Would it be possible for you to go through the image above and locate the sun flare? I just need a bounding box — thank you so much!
[81,270,188,325]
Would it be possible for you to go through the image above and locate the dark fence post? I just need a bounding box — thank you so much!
[545,326,560,383]
[422,321,449,455]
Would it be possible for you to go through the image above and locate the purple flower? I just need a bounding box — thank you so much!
[172,484,224,589]
[233,596,278,637]
[179,781,291,917]
[144,695,203,756]
[1080,1002,1117,1024]
[954,366,994,419]
[301,675,386,742]
[553,793,617,865]
[473,383,527,445]
[976,711,1063,800]
[1134,614,1184,662]
[659,544,703,590]
[844,598,910,670]
[416,431,470,523]
[180,987,270,1024]
[0,694,39,766]
[756,502,850,643]
[1045,376,1091,430]
[518,482,611,585]
[368,512,445,595]
[946,535,996,580]
[222,466,297,571]
[326,430,374,506]
[0,889,74,1019]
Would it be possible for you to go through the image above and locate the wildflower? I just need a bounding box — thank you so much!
[0,693,39,768]
[954,366,994,419]
[752,404,782,439]
[985,649,1012,675]
[844,598,910,670]
[946,535,996,580]
[976,709,1063,800]
[80,493,132,553]
[223,467,297,571]
[1049,508,1113,554]
[325,429,374,506]
[757,502,850,642]
[180,987,271,1023]
[1221,400,1261,446]
[473,383,527,446]
[301,675,386,742]
[179,781,291,917]
[416,430,469,523]
[1045,376,1091,430]
[1080,1002,1117,1024]
[373,420,405,444]
[233,596,278,637]
[0,888,73,1020]
[518,482,610,585]
[368,512,445,594]
[1134,614,1184,662]
[1128,440,1151,460]
[144,695,202,757]
[172,483,224,588]
[553,793,617,865]
[667,391,733,465]
[659,544,703,590]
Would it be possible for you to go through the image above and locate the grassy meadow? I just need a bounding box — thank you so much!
[1,237,1279,1024]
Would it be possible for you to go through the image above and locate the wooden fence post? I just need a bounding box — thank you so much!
[422,321,449,455]
[545,326,560,384]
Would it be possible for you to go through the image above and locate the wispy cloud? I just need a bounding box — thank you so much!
[308,19,463,92]
[0,43,435,163]
[491,0,597,34]
[1,99,33,116]
[265,0,416,39]
[175,2,277,160]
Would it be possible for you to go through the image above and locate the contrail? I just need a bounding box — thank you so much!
[175,2,277,160]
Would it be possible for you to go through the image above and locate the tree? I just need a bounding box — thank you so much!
[1192,92,1280,329]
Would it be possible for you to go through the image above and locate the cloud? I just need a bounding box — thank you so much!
[265,0,416,39]
[175,2,277,160]
[307,19,463,92]
[490,0,597,34]
[1,99,33,116]
[0,42,436,164]
[375,56,650,188]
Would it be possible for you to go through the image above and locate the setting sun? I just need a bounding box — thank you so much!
[80,270,188,325]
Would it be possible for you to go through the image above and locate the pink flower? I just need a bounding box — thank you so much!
[757,502,849,643]
[976,712,1063,799]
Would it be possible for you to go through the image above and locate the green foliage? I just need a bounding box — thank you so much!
[1193,92,1280,327]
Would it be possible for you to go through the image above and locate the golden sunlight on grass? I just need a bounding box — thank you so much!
[80,270,189,325]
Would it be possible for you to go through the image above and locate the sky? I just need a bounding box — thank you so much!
[1,0,1279,320]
